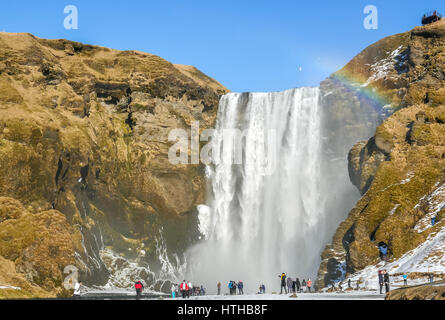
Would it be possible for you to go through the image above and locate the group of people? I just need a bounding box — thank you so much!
[227,280,244,295]
[401,273,435,287]
[72,269,439,299]
[378,270,391,294]
[175,280,206,298]
[280,273,313,294]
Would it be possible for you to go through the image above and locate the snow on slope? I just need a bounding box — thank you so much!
[329,181,445,291]
[415,183,445,233]
[333,226,445,291]
[0,285,21,290]
[362,45,407,87]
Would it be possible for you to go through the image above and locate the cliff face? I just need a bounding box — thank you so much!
[0,32,228,297]
[317,20,445,289]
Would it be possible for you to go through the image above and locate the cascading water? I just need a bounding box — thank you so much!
[187,87,334,293]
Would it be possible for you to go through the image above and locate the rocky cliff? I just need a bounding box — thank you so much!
[0,32,228,298]
[317,20,445,289]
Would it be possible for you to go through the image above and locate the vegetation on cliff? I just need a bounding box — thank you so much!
[317,20,445,289]
[0,32,228,297]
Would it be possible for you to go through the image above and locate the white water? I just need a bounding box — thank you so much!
[187,88,331,293]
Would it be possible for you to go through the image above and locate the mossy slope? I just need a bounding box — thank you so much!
[0,32,228,297]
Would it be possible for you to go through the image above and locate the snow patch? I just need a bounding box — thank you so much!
[100,249,155,289]
[337,225,445,291]
[100,229,186,290]
[0,285,21,290]
[414,183,445,233]
[389,204,400,216]
[362,45,406,87]
[323,91,333,97]
[380,171,414,192]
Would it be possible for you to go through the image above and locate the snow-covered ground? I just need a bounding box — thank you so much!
[78,287,384,300]
[414,183,445,233]
[333,225,445,292]
[162,292,384,301]
[329,180,445,292]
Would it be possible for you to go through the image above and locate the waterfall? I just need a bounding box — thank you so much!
[187,87,330,293]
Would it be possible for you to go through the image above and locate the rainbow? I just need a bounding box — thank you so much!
[330,70,392,113]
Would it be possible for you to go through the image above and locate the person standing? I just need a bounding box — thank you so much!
[378,271,384,294]
[135,281,144,300]
[287,276,293,294]
[348,279,352,289]
[307,279,313,293]
[279,273,287,294]
[200,285,205,296]
[378,243,388,261]
[383,270,390,293]
[188,281,193,297]
[301,279,307,293]
[403,274,408,286]
[238,281,244,295]
[171,284,176,299]
[180,280,188,299]
[296,278,301,293]
[217,281,221,295]
[73,281,82,300]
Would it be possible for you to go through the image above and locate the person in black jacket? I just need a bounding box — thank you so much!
[279,273,287,294]
[383,270,390,293]
[378,271,384,294]
[296,278,301,293]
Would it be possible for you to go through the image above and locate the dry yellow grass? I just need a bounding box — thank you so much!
[0,32,229,298]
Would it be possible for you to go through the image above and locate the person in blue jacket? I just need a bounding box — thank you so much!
[237,281,244,295]
[378,242,388,261]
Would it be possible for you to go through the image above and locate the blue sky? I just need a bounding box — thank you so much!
[0,1,443,92]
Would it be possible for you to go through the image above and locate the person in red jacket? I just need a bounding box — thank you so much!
[180,280,189,299]
[307,279,313,293]
[135,281,144,300]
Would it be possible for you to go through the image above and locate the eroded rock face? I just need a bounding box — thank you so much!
[348,138,389,195]
[0,32,228,296]
[317,20,445,289]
